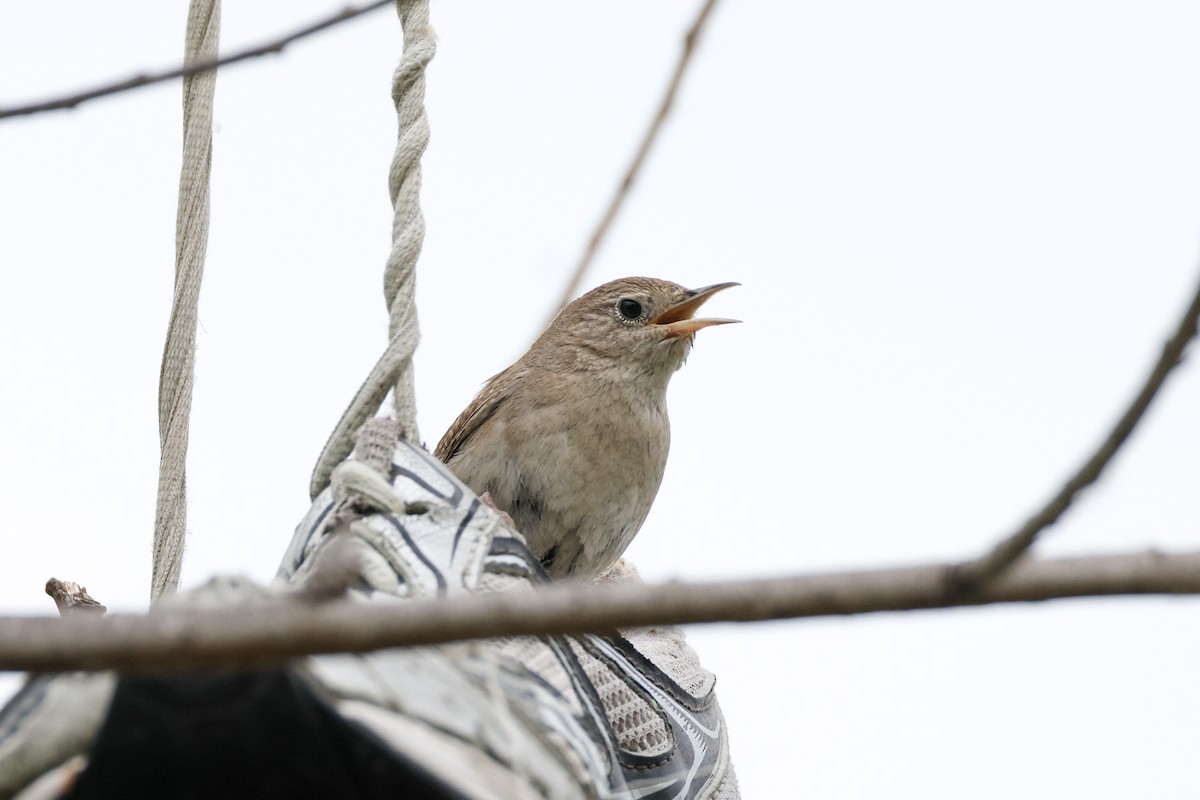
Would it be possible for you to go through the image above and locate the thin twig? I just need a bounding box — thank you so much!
[44,578,106,617]
[0,0,392,120]
[542,0,721,327]
[952,272,1200,590]
[1,549,1196,673]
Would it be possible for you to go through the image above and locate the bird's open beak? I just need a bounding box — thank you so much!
[650,282,741,338]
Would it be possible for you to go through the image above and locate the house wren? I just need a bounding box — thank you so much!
[435,277,738,578]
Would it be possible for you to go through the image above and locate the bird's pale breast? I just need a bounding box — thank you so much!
[448,370,670,577]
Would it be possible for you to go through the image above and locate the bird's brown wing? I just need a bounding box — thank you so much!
[434,366,522,464]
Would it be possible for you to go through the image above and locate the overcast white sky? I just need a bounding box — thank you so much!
[3,2,1200,796]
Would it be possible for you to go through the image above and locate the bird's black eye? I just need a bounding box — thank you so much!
[617,298,643,320]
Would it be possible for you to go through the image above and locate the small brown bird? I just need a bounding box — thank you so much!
[435,277,738,578]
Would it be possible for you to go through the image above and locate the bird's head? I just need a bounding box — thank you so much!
[528,277,739,379]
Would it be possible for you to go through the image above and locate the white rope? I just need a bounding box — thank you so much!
[153,0,221,602]
[310,0,432,499]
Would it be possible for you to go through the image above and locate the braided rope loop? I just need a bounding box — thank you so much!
[310,0,432,498]
[384,0,432,437]
[153,0,221,601]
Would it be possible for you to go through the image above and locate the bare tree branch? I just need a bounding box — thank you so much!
[951,273,1200,591]
[44,579,106,617]
[542,0,721,328]
[0,0,392,120]
[1,549,1196,674]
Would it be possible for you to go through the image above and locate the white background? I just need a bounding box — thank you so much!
[2,2,1199,797]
